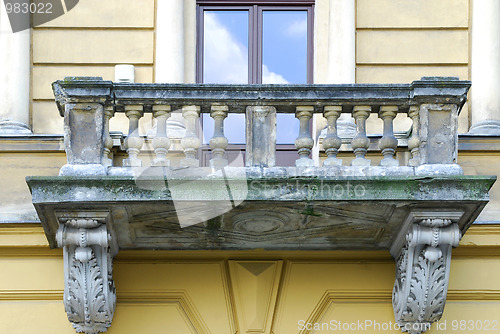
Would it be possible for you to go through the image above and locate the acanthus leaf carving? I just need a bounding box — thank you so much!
[66,249,113,332]
[392,217,460,334]
[57,213,117,334]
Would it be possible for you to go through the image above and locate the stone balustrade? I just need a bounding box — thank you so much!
[52,76,470,176]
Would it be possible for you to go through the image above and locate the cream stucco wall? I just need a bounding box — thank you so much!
[30,0,472,134]
[1,225,500,334]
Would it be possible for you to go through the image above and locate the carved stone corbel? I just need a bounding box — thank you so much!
[391,212,463,334]
[56,212,118,333]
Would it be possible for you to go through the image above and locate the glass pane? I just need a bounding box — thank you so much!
[203,10,248,144]
[262,11,307,84]
[263,11,308,143]
[203,11,248,84]
[202,113,246,144]
[276,113,299,144]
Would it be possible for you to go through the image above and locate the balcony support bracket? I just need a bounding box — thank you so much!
[391,211,462,334]
[56,211,118,334]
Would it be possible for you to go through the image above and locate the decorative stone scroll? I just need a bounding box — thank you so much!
[391,212,462,333]
[56,212,118,334]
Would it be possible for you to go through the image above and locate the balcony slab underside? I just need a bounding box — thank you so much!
[27,168,495,251]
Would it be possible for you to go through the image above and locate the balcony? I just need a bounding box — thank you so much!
[27,77,495,333]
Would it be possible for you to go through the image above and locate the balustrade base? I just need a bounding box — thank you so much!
[59,164,107,176]
[415,164,463,176]
[152,158,171,167]
[210,158,228,168]
[61,164,469,179]
[323,157,342,167]
[351,157,371,167]
[180,157,199,168]
[295,157,314,167]
[122,158,142,168]
[380,157,399,167]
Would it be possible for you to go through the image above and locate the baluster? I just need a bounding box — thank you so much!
[378,105,399,166]
[322,105,343,167]
[295,106,315,167]
[152,105,171,166]
[102,105,115,167]
[209,104,229,168]
[408,105,421,166]
[123,105,144,167]
[180,105,201,167]
[351,105,371,166]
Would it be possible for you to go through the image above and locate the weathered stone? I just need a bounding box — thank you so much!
[56,211,117,334]
[415,164,463,176]
[246,106,276,167]
[209,104,229,168]
[102,106,115,167]
[52,77,112,176]
[408,105,421,167]
[180,105,200,167]
[351,106,371,166]
[294,106,315,167]
[391,211,462,334]
[60,102,106,176]
[59,164,107,177]
[417,103,459,165]
[152,104,171,166]
[122,105,144,167]
[27,170,495,250]
[378,105,399,167]
[322,105,343,167]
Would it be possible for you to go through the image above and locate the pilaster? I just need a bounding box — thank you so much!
[469,0,500,134]
[0,4,31,135]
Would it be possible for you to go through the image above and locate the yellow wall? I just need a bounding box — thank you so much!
[31,0,473,134]
[355,0,470,133]
[1,225,500,333]
[31,0,155,134]
[356,0,469,83]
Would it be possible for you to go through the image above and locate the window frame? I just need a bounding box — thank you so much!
[196,0,315,84]
[196,0,315,165]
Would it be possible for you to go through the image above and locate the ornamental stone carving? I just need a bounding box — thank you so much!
[56,212,118,333]
[391,213,462,334]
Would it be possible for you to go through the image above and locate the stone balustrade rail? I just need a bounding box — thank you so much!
[52,76,470,176]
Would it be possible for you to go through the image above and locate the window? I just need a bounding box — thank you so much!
[197,1,314,164]
[197,1,314,85]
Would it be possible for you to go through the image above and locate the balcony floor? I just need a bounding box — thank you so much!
[27,167,495,251]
